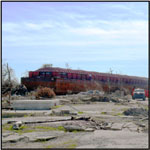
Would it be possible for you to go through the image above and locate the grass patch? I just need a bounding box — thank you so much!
[72,130,80,133]
[78,111,83,114]
[121,108,128,111]
[3,123,66,135]
[112,109,116,111]
[35,126,66,132]
[67,144,77,148]
[51,105,63,109]
[113,112,123,116]
[46,145,54,148]
[2,124,13,131]
[144,106,148,111]
[63,140,77,148]
[2,123,36,134]
[101,112,107,115]
[2,112,35,118]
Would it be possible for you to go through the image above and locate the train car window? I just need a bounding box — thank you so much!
[81,74,85,80]
[87,74,92,80]
[68,73,72,79]
[116,79,118,83]
[45,72,51,77]
[95,76,98,80]
[39,72,45,77]
[65,73,68,79]
[73,73,77,79]
[77,74,81,80]
[85,75,87,80]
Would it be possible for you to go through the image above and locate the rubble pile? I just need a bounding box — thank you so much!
[123,108,148,117]
[11,85,28,96]
[73,90,131,103]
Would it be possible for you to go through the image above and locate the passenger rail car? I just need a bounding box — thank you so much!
[21,67,148,95]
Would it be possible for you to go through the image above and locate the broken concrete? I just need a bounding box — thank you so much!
[64,125,85,132]
[11,100,60,110]
[2,91,148,148]
[3,134,29,143]
[31,136,57,142]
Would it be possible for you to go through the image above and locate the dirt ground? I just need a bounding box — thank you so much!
[2,96,148,149]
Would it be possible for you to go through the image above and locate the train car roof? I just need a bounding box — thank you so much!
[35,67,148,80]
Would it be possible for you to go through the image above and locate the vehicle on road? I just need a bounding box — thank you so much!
[132,88,146,101]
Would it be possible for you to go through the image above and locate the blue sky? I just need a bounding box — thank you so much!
[2,2,148,82]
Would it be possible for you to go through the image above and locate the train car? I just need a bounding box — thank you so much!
[21,67,148,95]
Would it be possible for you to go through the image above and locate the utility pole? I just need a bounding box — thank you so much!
[107,77,110,94]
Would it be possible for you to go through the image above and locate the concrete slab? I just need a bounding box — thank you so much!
[11,100,60,110]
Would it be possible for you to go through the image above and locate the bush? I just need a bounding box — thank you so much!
[35,87,56,99]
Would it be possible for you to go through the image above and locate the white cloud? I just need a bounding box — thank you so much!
[24,22,53,30]
[2,19,148,49]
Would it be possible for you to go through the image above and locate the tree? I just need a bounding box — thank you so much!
[2,61,18,97]
[22,70,29,77]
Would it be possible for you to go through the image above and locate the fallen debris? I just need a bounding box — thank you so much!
[64,125,85,132]
[71,116,91,121]
[11,84,28,96]
[123,108,148,117]
[12,121,23,130]
[32,136,57,142]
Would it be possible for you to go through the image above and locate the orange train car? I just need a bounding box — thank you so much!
[21,67,148,95]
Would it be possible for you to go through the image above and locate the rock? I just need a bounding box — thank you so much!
[82,97,92,101]
[101,122,112,130]
[12,121,23,130]
[91,96,110,102]
[85,128,95,132]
